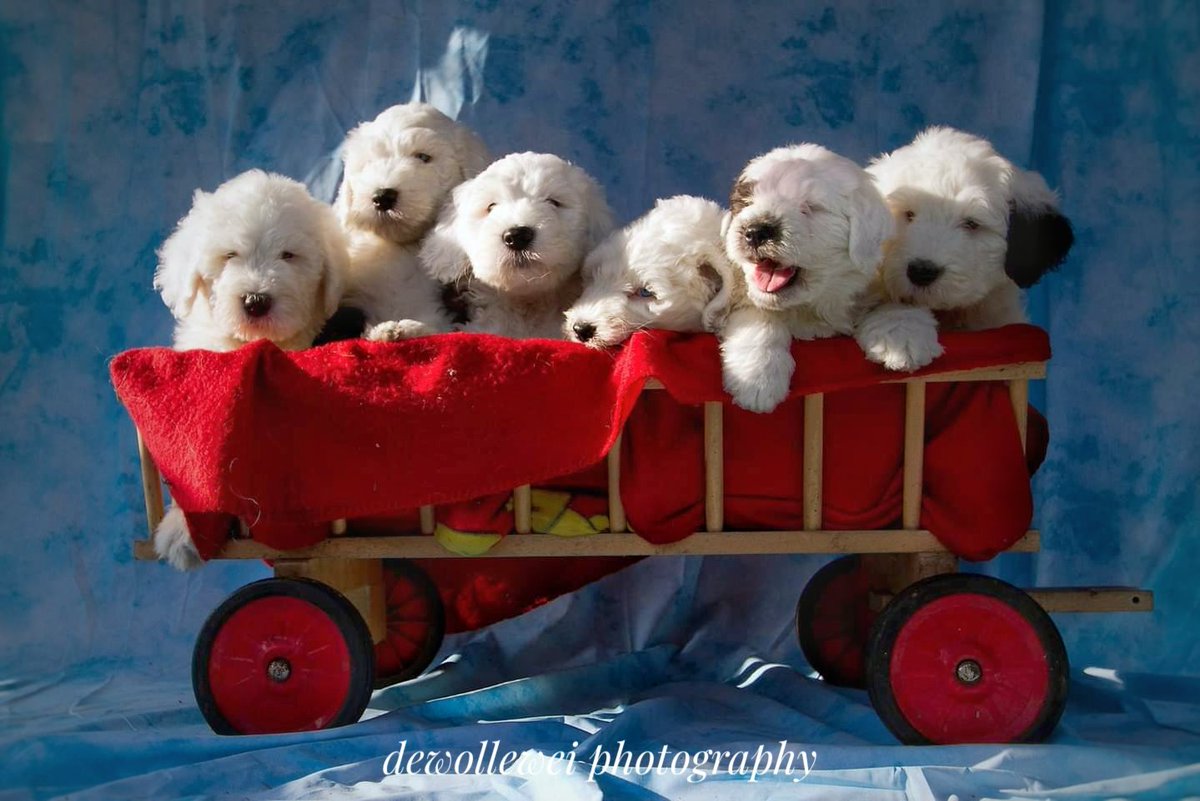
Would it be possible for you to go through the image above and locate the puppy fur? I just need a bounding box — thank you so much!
[719,144,897,412]
[867,126,1074,331]
[334,103,491,339]
[155,169,347,353]
[419,152,614,340]
[153,168,348,570]
[564,195,739,347]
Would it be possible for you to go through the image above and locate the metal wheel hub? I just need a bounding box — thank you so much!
[955,658,983,685]
[267,657,292,683]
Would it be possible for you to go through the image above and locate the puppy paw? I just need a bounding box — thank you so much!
[366,319,437,342]
[154,505,203,571]
[856,305,944,372]
[724,369,791,413]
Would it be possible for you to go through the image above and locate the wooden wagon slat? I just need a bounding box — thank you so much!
[136,429,165,537]
[704,402,724,532]
[902,382,926,530]
[608,431,626,533]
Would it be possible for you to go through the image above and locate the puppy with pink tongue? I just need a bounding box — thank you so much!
[719,144,919,412]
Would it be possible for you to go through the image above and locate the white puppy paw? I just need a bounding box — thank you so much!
[725,369,791,413]
[856,304,944,372]
[154,505,203,571]
[366,319,437,342]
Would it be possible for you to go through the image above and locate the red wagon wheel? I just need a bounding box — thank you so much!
[375,560,446,687]
[865,573,1068,745]
[192,578,375,735]
[796,555,876,687]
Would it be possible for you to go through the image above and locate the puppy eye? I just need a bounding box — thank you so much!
[904,210,915,222]
[546,198,563,208]
[629,287,656,300]
[802,204,824,216]
[961,218,980,231]
[223,251,237,261]
[414,152,433,163]
[486,202,497,214]
[280,251,296,261]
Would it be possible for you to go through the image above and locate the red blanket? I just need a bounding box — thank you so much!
[111,326,1050,629]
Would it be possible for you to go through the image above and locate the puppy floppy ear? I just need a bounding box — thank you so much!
[1005,208,1074,288]
[332,173,353,226]
[154,190,211,319]
[1004,168,1074,288]
[847,180,895,271]
[331,127,364,226]
[418,184,472,282]
[700,252,738,333]
[580,174,615,251]
[452,125,491,180]
[316,207,349,317]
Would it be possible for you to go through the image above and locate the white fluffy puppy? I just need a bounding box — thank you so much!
[564,195,738,347]
[419,152,614,340]
[153,169,348,570]
[867,126,1074,330]
[334,103,490,339]
[719,145,904,412]
[155,169,347,352]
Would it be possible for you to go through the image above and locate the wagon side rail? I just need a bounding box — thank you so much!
[129,359,1152,614]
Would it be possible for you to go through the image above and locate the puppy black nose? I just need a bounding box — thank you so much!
[572,322,596,343]
[907,259,944,287]
[502,226,536,251]
[372,188,399,211]
[743,222,780,248]
[242,293,273,318]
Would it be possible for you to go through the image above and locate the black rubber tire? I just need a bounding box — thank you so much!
[193,577,375,735]
[796,555,873,687]
[865,573,1069,745]
[375,559,446,687]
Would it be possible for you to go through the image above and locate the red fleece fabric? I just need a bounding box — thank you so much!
[111,327,1050,629]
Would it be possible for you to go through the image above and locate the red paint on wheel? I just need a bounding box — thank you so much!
[889,593,1049,744]
[207,596,352,734]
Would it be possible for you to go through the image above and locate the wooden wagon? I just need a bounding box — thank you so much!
[118,331,1152,743]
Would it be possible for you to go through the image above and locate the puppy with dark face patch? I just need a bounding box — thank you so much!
[867,126,1074,330]
[718,144,897,412]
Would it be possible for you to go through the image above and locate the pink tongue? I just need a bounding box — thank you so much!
[753,261,797,293]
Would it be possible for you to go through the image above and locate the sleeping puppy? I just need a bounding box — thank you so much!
[152,169,348,569]
[867,126,1074,330]
[413,152,614,340]
[718,145,900,412]
[564,195,738,347]
[333,103,490,340]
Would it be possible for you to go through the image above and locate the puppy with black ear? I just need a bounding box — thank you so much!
[867,126,1074,331]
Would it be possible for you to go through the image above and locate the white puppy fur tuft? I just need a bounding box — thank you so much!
[420,152,614,339]
[564,195,738,347]
[867,126,1073,331]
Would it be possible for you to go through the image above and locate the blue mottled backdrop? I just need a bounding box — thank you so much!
[2,1,1199,799]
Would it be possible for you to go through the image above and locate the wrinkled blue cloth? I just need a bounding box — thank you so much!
[2,0,1198,798]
